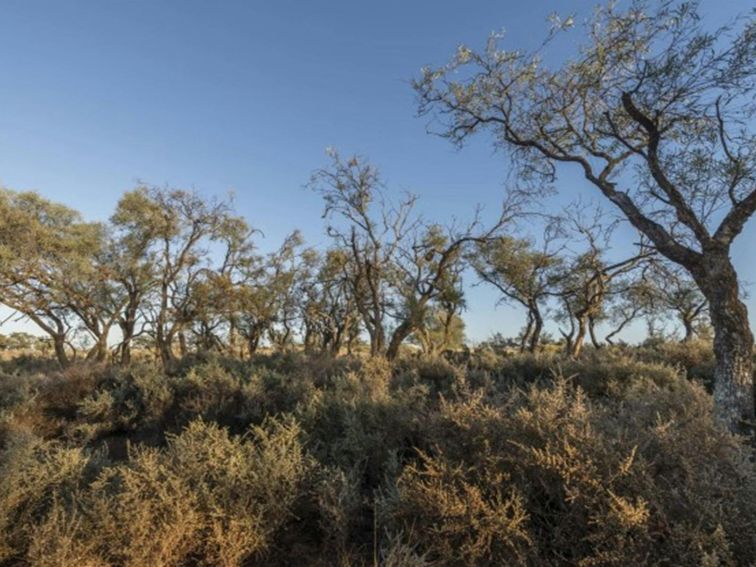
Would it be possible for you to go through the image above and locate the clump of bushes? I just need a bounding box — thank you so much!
[0,344,754,565]
[383,377,756,564]
[1,417,311,566]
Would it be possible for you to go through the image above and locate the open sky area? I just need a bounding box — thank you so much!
[0,0,753,343]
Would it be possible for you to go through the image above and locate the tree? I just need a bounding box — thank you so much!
[415,1,756,430]
[60,233,125,363]
[384,222,477,360]
[554,208,654,356]
[234,232,303,357]
[310,150,418,357]
[0,189,107,365]
[411,289,466,356]
[299,248,359,355]
[557,247,651,357]
[186,215,258,355]
[647,262,709,342]
[603,272,657,347]
[113,187,234,366]
[265,231,307,351]
[471,228,563,352]
[110,195,161,364]
[311,151,505,360]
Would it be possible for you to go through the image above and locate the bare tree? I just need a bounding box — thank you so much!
[386,221,490,360]
[555,209,655,356]
[311,150,508,359]
[309,151,419,357]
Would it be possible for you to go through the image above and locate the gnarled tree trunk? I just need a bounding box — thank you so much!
[694,253,754,431]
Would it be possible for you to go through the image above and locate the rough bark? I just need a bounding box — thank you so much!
[588,316,602,350]
[693,253,755,431]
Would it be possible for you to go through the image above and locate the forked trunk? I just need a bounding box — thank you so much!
[520,311,534,353]
[86,333,109,362]
[588,316,602,350]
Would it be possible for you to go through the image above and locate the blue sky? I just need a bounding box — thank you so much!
[0,0,753,342]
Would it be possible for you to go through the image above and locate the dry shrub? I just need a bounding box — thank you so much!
[313,465,363,557]
[26,500,104,567]
[636,339,717,388]
[1,416,311,566]
[380,532,432,567]
[388,450,532,563]
[75,363,173,444]
[0,431,99,563]
[383,374,756,565]
[166,417,311,565]
[393,355,466,398]
[172,361,247,429]
[82,446,200,566]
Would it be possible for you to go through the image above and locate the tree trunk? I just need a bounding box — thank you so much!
[53,334,69,367]
[681,316,695,343]
[693,255,754,431]
[588,316,602,350]
[177,331,188,357]
[369,324,385,357]
[528,307,543,353]
[119,319,135,365]
[86,332,109,362]
[247,332,261,359]
[520,312,534,353]
[572,316,587,358]
[386,321,413,361]
[118,294,139,365]
[120,341,132,366]
[330,322,344,356]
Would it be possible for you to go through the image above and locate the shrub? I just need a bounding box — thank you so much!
[382,375,756,565]
[0,431,100,563]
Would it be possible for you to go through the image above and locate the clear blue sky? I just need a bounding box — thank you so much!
[0,0,753,342]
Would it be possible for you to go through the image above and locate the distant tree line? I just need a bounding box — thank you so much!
[0,163,708,368]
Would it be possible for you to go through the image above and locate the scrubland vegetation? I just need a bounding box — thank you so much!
[1,344,755,566]
[0,0,755,564]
